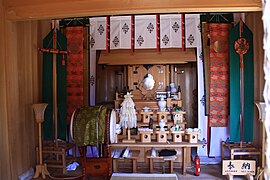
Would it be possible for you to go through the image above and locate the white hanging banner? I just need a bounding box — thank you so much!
[210,127,229,157]
[110,17,121,49]
[185,14,200,48]
[170,15,182,48]
[135,15,157,49]
[160,15,171,48]
[188,14,208,157]
[110,16,131,49]
[160,14,182,48]
[90,17,106,50]
[120,16,131,49]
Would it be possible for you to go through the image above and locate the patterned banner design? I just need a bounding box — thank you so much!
[90,17,106,50]
[160,14,182,48]
[110,16,131,49]
[66,26,84,122]
[90,14,200,50]
[209,23,231,127]
[135,15,157,49]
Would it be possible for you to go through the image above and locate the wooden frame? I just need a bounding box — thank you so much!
[4,0,262,20]
[110,141,202,174]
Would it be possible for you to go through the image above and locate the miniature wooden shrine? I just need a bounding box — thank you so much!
[112,64,203,144]
[111,64,202,174]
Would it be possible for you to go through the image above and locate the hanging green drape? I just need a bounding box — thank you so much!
[229,22,254,142]
[42,29,67,141]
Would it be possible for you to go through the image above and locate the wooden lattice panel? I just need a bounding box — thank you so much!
[128,65,169,99]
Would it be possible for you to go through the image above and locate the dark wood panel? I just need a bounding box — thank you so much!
[173,63,197,128]
[0,1,12,179]
[96,65,127,105]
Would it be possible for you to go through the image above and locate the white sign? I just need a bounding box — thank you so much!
[222,160,256,176]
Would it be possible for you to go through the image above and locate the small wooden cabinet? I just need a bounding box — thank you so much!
[84,157,112,179]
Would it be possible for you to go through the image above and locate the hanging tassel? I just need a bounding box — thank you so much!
[62,54,65,66]
[240,17,243,38]
[106,16,110,53]
[131,15,135,53]
[181,14,186,51]
[156,14,160,52]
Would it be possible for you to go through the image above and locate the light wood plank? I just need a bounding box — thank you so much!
[4,0,262,20]
[2,19,42,179]
[99,49,196,65]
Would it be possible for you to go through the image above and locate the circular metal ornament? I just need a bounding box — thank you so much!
[234,37,249,55]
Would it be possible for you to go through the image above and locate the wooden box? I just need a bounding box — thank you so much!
[156,131,169,143]
[171,130,185,142]
[84,157,112,179]
[157,111,170,122]
[185,132,199,143]
[139,130,153,143]
[172,111,186,124]
[140,111,153,124]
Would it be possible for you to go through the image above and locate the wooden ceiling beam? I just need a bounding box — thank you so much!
[4,0,262,21]
[98,48,196,65]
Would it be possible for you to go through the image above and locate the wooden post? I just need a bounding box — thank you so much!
[52,20,59,150]
[32,103,50,179]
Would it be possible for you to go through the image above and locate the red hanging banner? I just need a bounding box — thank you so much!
[181,14,186,51]
[156,14,160,52]
[209,23,231,127]
[131,15,135,53]
[106,16,110,53]
[66,26,84,122]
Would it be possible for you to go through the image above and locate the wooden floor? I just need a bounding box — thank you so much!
[33,163,248,180]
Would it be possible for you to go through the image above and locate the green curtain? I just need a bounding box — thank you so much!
[42,29,67,141]
[229,22,254,142]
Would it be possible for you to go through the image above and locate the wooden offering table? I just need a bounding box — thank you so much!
[112,150,140,173]
[110,141,203,174]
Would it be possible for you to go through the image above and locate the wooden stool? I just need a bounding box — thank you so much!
[147,150,176,174]
[41,141,76,174]
[221,141,261,160]
[113,150,140,173]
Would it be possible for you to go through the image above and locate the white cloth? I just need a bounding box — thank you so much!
[90,17,106,50]
[135,15,157,49]
[110,109,117,143]
[187,14,208,157]
[122,147,130,158]
[209,127,229,157]
[66,162,79,171]
[160,14,182,48]
[90,14,201,50]
[110,16,131,49]
[185,14,200,48]
[151,148,157,157]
